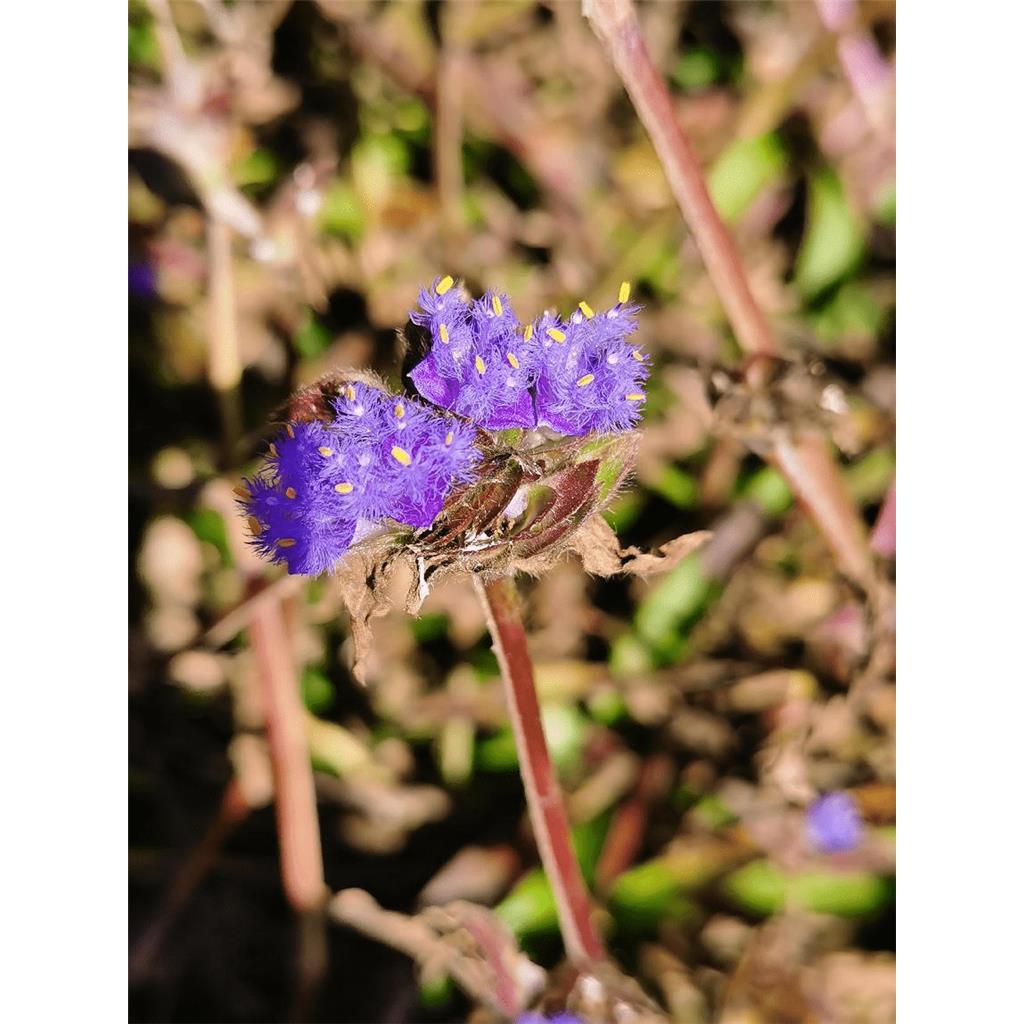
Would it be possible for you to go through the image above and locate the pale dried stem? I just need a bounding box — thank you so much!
[207,216,243,459]
[814,0,895,145]
[437,1,467,260]
[474,574,605,965]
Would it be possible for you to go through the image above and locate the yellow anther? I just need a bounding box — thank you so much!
[277,538,296,548]
[579,300,595,319]
[507,352,520,369]
[269,443,277,457]
[445,431,454,446]
[247,516,262,536]
[631,349,644,361]
[475,354,486,375]
[233,485,251,500]
[285,487,297,499]
[626,393,645,402]
[395,403,405,419]
[524,324,534,342]
[439,323,449,344]
[346,385,355,400]
[546,327,566,343]
[318,446,333,457]
[285,423,295,438]
[576,373,595,387]
[391,446,412,466]
[618,281,631,304]
[436,275,454,295]
[334,482,354,494]
[492,294,503,316]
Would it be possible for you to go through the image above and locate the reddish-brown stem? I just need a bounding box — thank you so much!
[249,597,327,914]
[584,0,877,593]
[474,574,605,964]
[583,0,776,369]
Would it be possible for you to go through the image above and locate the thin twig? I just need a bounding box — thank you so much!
[129,778,251,981]
[474,574,605,964]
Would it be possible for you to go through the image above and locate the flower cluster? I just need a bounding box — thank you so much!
[238,382,479,575]
[240,279,649,575]
[410,276,648,433]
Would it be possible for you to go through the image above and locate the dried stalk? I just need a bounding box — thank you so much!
[583,0,876,593]
[474,574,605,964]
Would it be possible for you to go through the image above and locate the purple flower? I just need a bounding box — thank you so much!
[239,382,479,575]
[408,278,648,435]
[532,289,649,435]
[806,791,863,854]
[516,1014,582,1024]
[410,277,539,430]
[128,261,156,299]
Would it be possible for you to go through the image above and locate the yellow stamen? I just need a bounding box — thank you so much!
[475,354,486,375]
[579,300,595,319]
[277,538,296,548]
[576,373,595,387]
[233,485,251,500]
[618,281,631,304]
[491,294,503,316]
[631,349,644,361]
[439,323,449,344]
[546,327,566,343]
[395,403,405,419]
[506,352,520,369]
[269,443,277,457]
[247,516,262,536]
[285,487,297,499]
[524,324,534,342]
[436,275,454,295]
[318,446,333,457]
[285,423,295,438]
[391,446,412,466]
[346,385,355,400]
[445,431,454,446]
[626,393,645,402]
[334,482,354,494]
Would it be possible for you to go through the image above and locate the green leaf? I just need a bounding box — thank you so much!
[294,312,331,358]
[318,179,364,240]
[301,668,335,714]
[634,552,717,657]
[795,169,866,299]
[708,133,787,223]
[671,46,726,91]
[650,465,699,508]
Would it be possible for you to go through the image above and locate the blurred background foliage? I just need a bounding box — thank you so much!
[129,1,895,1021]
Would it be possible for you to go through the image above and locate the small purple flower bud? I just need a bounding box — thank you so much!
[806,791,863,854]
[240,383,480,574]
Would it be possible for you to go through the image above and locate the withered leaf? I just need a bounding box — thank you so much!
[570,515,713,578]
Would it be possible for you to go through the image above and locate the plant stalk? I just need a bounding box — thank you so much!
[474,574,605,964]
